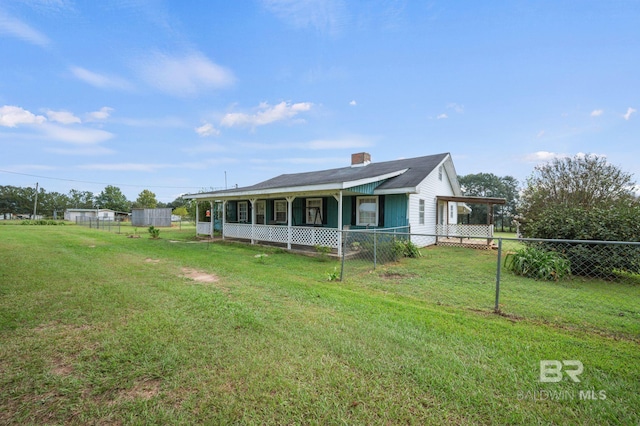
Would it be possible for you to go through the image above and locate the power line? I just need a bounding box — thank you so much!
[0,169,201,190]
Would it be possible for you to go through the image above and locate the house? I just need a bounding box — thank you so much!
[64,208,115,222]
[186,152,505,255]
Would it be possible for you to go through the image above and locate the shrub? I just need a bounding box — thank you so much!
[20,220,65,226]
[148,226,160,239]
[393,239,422,259]
[523,204,640,278]
[504,246,571,281]
[314,245,332,261]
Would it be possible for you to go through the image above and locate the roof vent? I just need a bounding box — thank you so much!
[351,152,371,167]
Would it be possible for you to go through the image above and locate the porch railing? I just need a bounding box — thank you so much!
[435,224,494,238]
[224,223,340,249]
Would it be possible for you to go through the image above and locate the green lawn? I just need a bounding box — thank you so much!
[1,224,638,425]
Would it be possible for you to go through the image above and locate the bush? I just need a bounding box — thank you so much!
[148,226,160,239]
[393,239,422,258]
[20,220,65,226]
[522,204,640,278]
[504,246,571,281]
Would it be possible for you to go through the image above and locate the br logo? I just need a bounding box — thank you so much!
[539,360,583,383]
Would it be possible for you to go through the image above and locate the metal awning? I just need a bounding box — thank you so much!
[436,195,506,205]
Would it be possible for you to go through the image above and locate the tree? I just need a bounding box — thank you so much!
[172,206,189,219]
[518,154,636,234]
[133,189,158,209]
[95,185,131,212]
[68,189,95,209]
[39,190,71,218]
[458,173,520,231]
[517,154,640,278]
[0,185,36,214]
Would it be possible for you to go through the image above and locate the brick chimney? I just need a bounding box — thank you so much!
[351,152,371,167]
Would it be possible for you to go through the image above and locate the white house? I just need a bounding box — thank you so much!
[186,152,505,254]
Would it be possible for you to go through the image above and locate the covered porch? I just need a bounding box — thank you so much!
[194,191,352,256]
[435,195,506,248]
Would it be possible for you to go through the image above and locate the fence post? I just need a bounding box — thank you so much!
[494,238,502,313]
[340,230,346,281]
[373,229,377,269]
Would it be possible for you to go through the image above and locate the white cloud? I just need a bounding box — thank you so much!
[135,51,235,97]
[590,109,604,117]
[623,107,637,121]
[221,101,313,127]
[195,122,220,137]
[86,107,114,121]
[41,123,114,144]
[70,66,133,90]
[447,103,464,113]
[349,100,357,106]
[523,151,566,162]
[0,105,46,127]
[114,116,185,128]
[46,146,115,156]
[0,9,50,47]
[536,130,545,138]
[262,0,348,36]
[436,113,448,120]
[46,110,81,124]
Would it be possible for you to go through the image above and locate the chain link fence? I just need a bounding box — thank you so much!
[75,217,124,232]
[340,230,640,341]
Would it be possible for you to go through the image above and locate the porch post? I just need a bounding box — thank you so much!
[334,192,343,257]
[222,200,226,241]
[487,203,494,246]
[249,198,256,245]
[209,201,214,238]
[286,196,295,250]
[195,201,199,235]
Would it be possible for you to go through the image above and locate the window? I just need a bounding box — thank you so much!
[306,198,323,225]
[438,165,443,181]
[274,200,287,223]
[238,201,248,222]
[255,200,265,224]
[419,199,425,225]
[450,204,454,219]
[356,196,378,226]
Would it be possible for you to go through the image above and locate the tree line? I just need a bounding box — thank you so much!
[0,185,191,218]
[3,155,636,237]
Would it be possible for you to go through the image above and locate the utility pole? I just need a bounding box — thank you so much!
[32,182,38,219]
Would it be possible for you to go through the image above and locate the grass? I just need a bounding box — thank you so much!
[0,224,638,424]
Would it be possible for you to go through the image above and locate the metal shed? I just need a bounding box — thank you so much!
[131,208,172,227]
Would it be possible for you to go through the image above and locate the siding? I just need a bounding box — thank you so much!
[384,194,408,227]
[409,157,457,238]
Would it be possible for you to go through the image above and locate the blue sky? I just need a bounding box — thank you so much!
[1,0,638,202]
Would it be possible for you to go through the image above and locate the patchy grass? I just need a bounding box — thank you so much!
[0,225,638,425]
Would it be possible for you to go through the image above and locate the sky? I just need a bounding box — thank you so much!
[1,0,638,203]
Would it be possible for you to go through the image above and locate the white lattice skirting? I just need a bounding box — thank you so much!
[224,223,339,248]
[436,224,494,238]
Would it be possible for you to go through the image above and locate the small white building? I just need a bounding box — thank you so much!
[64,208,116,222]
